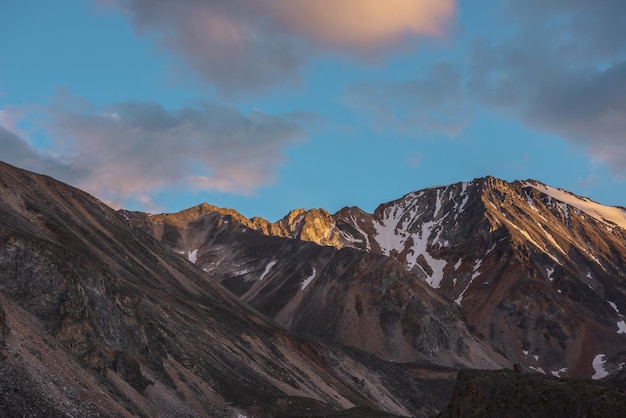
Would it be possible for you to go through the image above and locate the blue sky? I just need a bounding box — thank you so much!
[1,0,625,221]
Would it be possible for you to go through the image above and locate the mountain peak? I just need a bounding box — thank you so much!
[123,172,626,381]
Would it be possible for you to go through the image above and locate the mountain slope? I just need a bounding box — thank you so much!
[131,176,626,380]
[333,177,626,379]
[0,160,455,417]
[127,205,510,370]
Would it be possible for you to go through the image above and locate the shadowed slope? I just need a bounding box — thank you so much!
[131,176,626,380]
[0,160,451,417]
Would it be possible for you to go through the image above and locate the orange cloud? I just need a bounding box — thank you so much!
[268,0,456,50]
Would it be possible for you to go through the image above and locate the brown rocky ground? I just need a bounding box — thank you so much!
[437,368,626,418]
[0,160,453,417]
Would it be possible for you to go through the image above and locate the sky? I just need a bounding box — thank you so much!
[1,0,625,221]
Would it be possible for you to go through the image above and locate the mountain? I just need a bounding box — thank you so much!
[129,176,626,380]
[126,205,509,370]
[3,159,626,416]
[0,160,461,417]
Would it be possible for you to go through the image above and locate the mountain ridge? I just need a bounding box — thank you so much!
[0,159,456,417]
[129,175,626,381]
[2,160,626,416]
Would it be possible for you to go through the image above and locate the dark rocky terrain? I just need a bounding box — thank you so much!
[126,205,509,369]
[131,177,626,381]
[2,159,626,417]
[437,368,626,418]
[0,160,456,417]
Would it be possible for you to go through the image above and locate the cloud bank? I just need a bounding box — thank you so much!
[345,0,626,176]
[1,99,305,209]
[471,0,626,176]
[119,0,456,92]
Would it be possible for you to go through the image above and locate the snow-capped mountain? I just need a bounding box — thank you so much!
[128,176,626,380]
[4,159,626,416]
[335,177,626,379]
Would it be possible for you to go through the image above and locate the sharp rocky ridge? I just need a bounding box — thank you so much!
[2,158,625,416]
[0,160,462,417]
[128,176,626,381]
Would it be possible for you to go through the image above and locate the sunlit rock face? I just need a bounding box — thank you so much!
[279,208,343,247]
[132,176,626,381]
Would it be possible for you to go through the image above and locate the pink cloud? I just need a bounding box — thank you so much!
[269,0,456,51]
[119,0,457,92]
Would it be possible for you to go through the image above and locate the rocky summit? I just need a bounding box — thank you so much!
[2,159,626,417]
[131,176,626,382]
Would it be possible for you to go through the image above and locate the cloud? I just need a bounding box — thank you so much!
[120,0,301,93]
[268,0,455,51]
[469,0,626,175]
[117,0,456,92]
[342,0,626,176]
[1,98,305,209]
[0,124,87,182]
[343,62,472,137]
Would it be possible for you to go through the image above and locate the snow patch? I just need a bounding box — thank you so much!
[374,206,447,289]
[528,366,545,374]
[259,261,277,281]
[592,354,609,379]
[523,182,626,230]
[546,267,554,282]
[453,258,462,270]
[505,219,547,252]
[455,259,482,305]
[524,189,537,210]
[617,321,626,335]
[434,189,443,218]
[472,259,482,279]
[560,203,570,225]
[301,268,317,290]
[373,208,406,257]
[349,214,371,250]
[188,249,198,264]
[551,367,568,377]
[522,350,529,356]
[455,183,470,220]
[537,223,567,255]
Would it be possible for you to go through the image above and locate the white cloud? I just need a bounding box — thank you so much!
[1,97,306,209]
[341,0,626,177]
[117,0,456,93]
